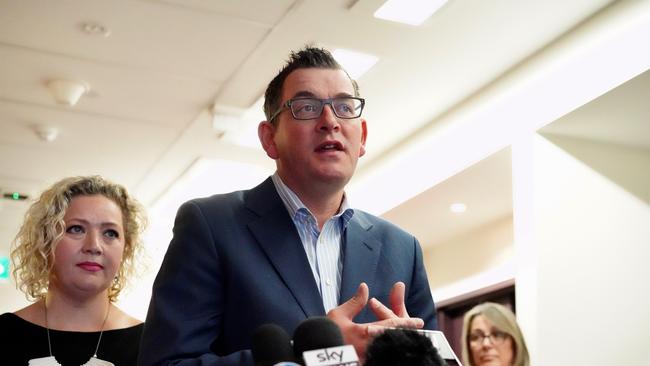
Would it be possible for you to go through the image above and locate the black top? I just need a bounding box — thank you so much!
[0,312,143,366]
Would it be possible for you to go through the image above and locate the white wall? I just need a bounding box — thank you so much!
[543,134,650,203]
[424,215,514,292]
[0,204,30,314]
[0,267,30,313]
[514,133,650,365]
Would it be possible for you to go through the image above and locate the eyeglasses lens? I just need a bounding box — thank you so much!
[290,98,363,119]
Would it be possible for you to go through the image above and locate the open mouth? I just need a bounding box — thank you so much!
[315,141,344,152]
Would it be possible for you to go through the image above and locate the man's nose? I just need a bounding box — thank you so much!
[317,103,341,132]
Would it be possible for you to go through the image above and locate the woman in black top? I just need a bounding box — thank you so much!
[0,176,147,366]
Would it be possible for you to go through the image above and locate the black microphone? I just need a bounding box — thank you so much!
[251,323,297,366]
[292,317,359,366]
[365,328,449,366]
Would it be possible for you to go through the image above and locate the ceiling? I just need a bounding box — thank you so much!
[0,0,626,255]
[542,67,650,150]
[394,66,650,249]
[383,147,513,247]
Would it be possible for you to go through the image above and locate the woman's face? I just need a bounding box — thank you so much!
[50,195,125,299]
[469,315,515,366]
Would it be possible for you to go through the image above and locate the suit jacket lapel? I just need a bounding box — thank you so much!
[245,178,325,318]
[339,212,382,304]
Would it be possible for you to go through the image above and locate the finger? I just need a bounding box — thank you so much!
[368,297,397,320]
[332,282,369,319]
[366,324,387,337]
[374,316,424,329]
[389,282,410,318]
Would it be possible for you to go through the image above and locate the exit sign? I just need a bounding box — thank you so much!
[0,256,9,281]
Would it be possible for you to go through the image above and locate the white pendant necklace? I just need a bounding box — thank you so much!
[28,301,114,366]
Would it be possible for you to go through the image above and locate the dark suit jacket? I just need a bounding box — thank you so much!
[138,178,436,366]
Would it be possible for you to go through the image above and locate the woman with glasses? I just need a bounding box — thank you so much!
[461,302,530,366]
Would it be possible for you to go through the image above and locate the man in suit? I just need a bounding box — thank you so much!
[138,46,436,366]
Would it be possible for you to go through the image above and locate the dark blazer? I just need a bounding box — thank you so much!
[138,178,436,366]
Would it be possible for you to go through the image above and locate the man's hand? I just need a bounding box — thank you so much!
[367,282,411,320]
[326,282,424,362]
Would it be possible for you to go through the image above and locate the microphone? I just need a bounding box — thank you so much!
[292,317,359,366]
[365,328,448,366]
[251,323,298,366]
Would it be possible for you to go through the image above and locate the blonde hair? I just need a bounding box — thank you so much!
[461,302,530,366]
[10,175,147,302]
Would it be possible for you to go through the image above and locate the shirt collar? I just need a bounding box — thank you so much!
[271,172,354,226]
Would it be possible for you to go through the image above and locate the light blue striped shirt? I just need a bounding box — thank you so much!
[271,173,354,312]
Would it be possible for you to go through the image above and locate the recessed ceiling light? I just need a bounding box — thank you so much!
[332,49,379,79]
[449,202,467,214]
[374,0,448,26]
[79,21,111,37]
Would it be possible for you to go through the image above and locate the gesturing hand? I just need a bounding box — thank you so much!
[326,282,424,362]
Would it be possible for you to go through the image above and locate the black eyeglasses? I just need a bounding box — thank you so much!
[468,330,509,347]
[270,97,365,121]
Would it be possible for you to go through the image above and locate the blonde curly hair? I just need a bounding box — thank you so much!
[10,175,147,302]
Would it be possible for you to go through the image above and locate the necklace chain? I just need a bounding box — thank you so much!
[43,300,111,359]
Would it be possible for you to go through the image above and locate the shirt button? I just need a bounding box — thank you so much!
[325,279,332,286]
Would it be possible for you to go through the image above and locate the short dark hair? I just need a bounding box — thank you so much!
[263,45,360,123]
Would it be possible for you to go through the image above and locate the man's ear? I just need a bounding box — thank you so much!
[258,121,279,159]
[359,119,368,157]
